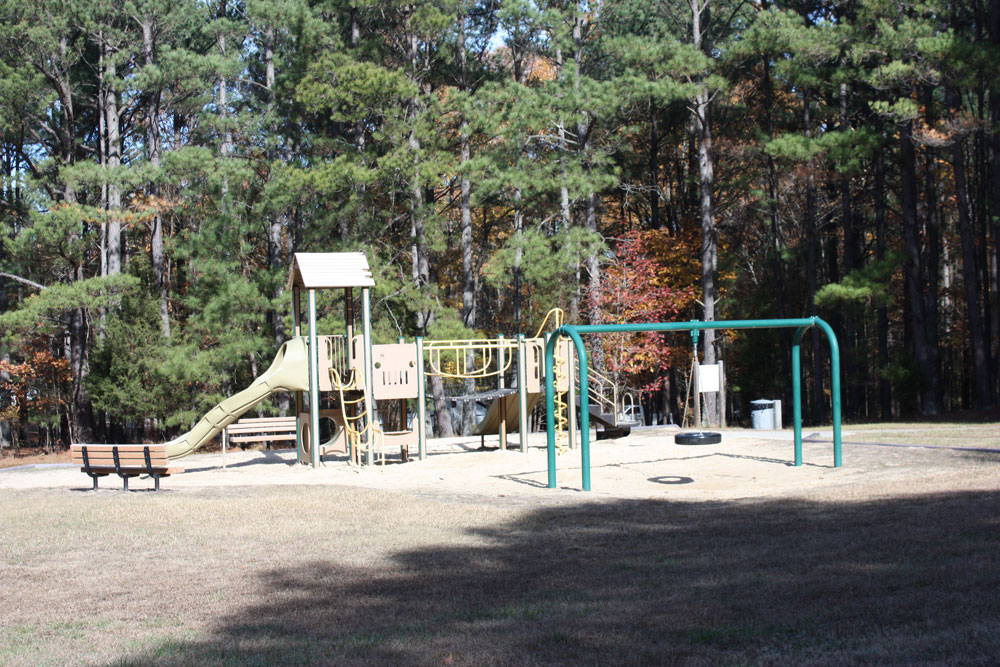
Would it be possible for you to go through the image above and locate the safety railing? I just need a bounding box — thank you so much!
[320,335,350,382]
[569,357,639,427]
[423,338,517,379]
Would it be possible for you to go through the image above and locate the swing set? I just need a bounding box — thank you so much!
[544,318,843,491]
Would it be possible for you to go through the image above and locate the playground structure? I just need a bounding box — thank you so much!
[154,254,843,493]
[544,319,843,491]
[160,252,640,467]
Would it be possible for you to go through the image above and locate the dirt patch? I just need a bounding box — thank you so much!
[2,426,999,506]
[0,447,72,469]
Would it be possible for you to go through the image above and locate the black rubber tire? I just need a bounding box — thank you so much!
[674,431,722,445]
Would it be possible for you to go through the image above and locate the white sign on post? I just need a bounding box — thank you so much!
[698,363,721,393]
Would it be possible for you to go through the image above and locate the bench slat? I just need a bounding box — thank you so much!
[71,444,168,452]
[71,448,169,457]
[229,434,297,443]
[72,456,171,467]
[226,428,296,436]
[71,449,169,461]
[71,446,170,465]
[229,417,296,425]
[226,423,296,431]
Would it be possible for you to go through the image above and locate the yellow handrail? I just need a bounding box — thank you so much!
[532,307,565,340]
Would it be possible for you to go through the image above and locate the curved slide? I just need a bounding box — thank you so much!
[165,338,311,459]
[473,392,542,436]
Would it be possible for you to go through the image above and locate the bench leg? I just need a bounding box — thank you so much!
[123,475,129,492]
[153,475,160,492]
[82,447,100,491]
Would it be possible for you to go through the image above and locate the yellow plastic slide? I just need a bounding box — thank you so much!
[472,392,542,436]
[165,338,311,459]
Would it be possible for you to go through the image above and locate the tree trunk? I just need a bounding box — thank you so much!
[572,12,601,335]
[97,37,108,282]
[458,17,475,435]
[406,23,452,437]
[948,88,993,409]
[263,23,290,415]
[0,234,8,448]
[69,302,95,443]
[803,90,823,423]
[649,98,660,229]
[839,81,860,418]
[513,188,524,331]
[217,1,232,207]
[101,38,123,277]
[48,34,94,443]
[874,144,892,419]
[990,0,1000,400]
[553,42,575,319]
[762,55,787,320]
[921,85,941,411]
[141,19,170,337]
[900,119,935,415]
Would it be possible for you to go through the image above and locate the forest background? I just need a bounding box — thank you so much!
[0,0,998,449]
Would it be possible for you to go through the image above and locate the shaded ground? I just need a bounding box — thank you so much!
[1,424,998,665]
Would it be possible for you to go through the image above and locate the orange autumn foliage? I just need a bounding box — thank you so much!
[0,342,72,423]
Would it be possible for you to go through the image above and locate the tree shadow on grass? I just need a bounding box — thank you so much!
[125,490,1000,665]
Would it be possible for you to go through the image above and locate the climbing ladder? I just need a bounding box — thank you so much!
[329,367,384,466]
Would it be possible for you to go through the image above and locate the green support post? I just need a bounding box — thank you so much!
[517,334,528,454]
[792,327,805,466]
[362,287,374,467]
[545,328,591,491]
[417,336,427,460]
[307,288,320,469]
[293,286,303,464]
[498,334,506,450]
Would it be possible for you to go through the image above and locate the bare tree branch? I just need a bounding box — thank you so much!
[0,272,46,290]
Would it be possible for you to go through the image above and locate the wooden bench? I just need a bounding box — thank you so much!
[224,416,297,450]
[70,444,184,492]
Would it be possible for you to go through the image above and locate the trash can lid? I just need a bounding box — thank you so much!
[750,399,774,407]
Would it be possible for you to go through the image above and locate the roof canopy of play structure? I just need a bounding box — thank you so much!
[287,252,376,290]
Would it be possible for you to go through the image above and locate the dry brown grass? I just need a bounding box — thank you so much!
[842,423,1000,450]
[2,475,1000,666]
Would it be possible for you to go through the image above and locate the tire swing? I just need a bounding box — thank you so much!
[676,330,721,446]
[674,431,722,445]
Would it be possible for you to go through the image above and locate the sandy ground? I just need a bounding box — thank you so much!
[2,425,998,505]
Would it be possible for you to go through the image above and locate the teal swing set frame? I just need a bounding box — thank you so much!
[543,318,842,491]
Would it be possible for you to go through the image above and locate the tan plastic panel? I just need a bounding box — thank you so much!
[371,343,420,400]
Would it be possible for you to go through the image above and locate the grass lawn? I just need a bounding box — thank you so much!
[2,477,999,665]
